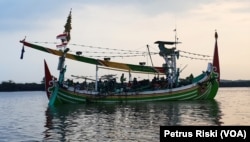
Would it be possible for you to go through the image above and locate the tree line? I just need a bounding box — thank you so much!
[220,80,250,87]
[0,80,44,92]
[0,80,249,92]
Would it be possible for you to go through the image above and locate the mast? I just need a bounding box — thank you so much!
[146,44,157,77]
[95,64,98,91]
[174,28,177,49]
[146,44,154,67]
[56,10,72,84]
[155,41,180,87]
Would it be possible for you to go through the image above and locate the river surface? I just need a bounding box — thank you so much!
[0,87,249,141]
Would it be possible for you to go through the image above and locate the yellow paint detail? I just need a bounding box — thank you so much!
[100,61,130,70]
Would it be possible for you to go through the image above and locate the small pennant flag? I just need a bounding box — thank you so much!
[56,10,72,49]
[56,42,68,48]
[64,10,72,42]
[56,33,67,40]
[20,45,25,59]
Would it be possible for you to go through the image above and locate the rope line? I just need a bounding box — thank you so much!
[31,41,212,61]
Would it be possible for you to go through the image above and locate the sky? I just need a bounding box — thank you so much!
[0,0,250,83]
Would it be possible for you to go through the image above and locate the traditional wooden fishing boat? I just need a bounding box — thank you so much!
[20,11,220,106]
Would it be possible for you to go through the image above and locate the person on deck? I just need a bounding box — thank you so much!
[120,73,126,85]
[97,79,103,92]
[132,77,138,89]
[168,76,173,88]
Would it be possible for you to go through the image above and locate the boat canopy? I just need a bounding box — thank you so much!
[20,40,166,74]
[154,41,181,45]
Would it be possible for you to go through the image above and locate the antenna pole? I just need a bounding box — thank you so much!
[174,27,178,49]
[146,44,154,67]
[95,64,98,91]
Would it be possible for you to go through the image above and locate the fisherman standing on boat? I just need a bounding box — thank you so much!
[120,73,126,85]
[132,77,138,89]
[168,75,173,88]
[97,79,103,92]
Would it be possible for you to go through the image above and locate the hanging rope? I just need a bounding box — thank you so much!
[31,41,212,61]
[33,41,149,54]
[178,50,211,57]
[179,55,212,61]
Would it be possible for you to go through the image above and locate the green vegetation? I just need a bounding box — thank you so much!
[0,80,44,92]
[0,79,249,92]
[220,80,250,87]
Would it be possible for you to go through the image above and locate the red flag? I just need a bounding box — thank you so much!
[56,33,67,40]
[44,60,53,99]
[56,42,68,48]
[213,31,220,82]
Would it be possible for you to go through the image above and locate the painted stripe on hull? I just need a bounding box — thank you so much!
[56,86,198,103]
[57,91,86,103]
[94,91,198,103]
[49,78,219,104]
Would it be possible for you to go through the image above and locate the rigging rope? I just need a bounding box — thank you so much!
[179,50,211,57]
[32,41,212,61]
[33,41,148,54]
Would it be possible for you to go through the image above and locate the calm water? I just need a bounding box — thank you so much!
[0,87,249,141]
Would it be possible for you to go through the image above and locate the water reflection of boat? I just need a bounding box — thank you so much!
[43,100,222,141]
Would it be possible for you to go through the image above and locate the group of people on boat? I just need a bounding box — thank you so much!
[61,72,196,94]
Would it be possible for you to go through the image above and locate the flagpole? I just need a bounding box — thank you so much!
[95,64,98,91]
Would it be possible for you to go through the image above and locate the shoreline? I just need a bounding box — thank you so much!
[0,80,249,92]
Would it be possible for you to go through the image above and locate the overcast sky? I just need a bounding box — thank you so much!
[1,0,250,83]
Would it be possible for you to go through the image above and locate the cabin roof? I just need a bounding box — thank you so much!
[154,41,181,45]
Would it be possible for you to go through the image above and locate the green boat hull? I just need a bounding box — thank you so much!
[48,72,219,105]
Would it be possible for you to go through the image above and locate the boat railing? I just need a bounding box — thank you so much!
[60,63,212,96]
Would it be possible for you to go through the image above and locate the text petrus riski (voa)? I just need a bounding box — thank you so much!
[164,130,218,138]
[164,129,246,139]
